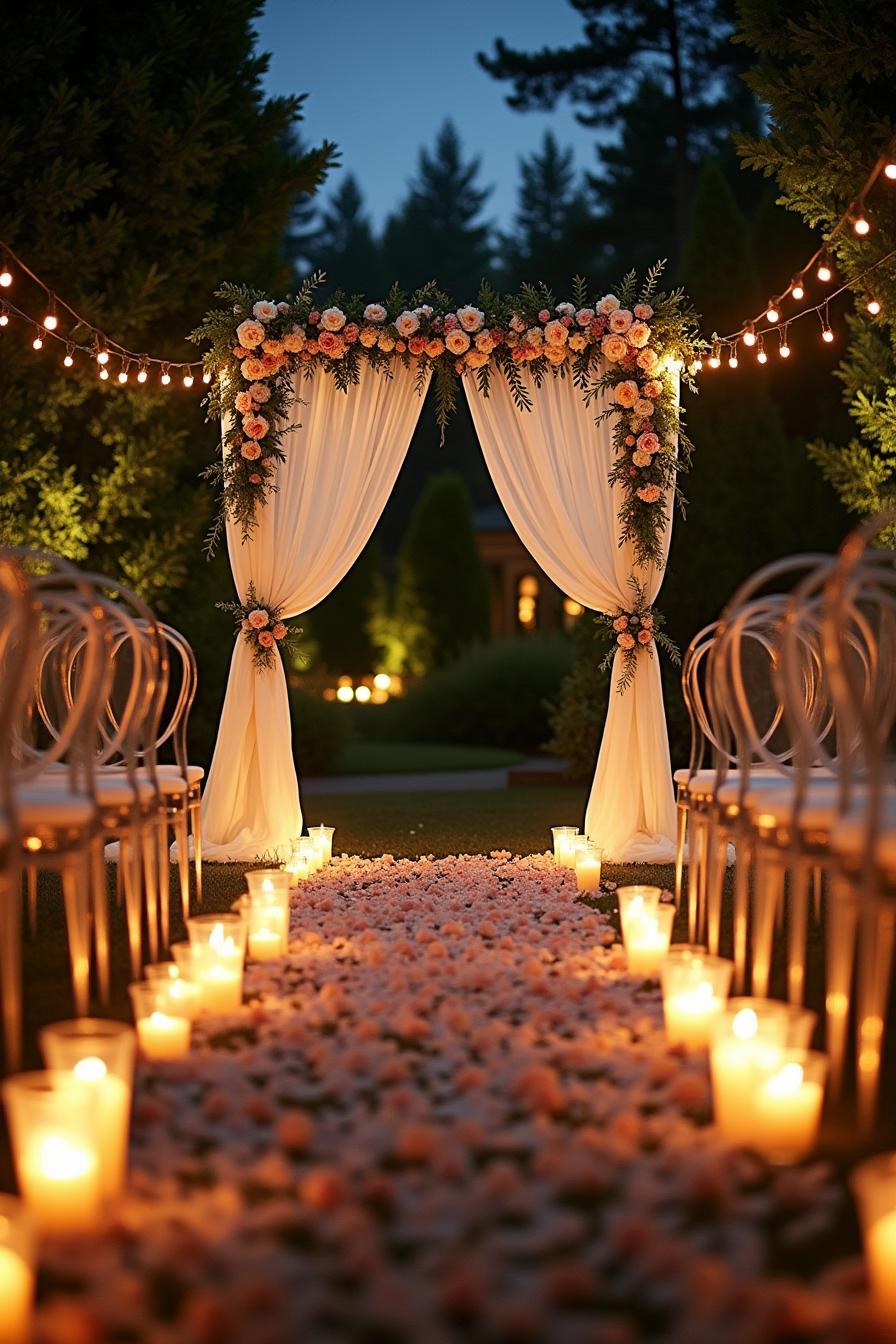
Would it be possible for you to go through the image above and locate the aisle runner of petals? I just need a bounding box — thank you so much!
[37,855,872,1343]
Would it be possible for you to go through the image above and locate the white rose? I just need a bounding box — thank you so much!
[555,302,575,316]
[456,306,485,333]
[320,306,346,332]
[363,303,387,323]
[252,300,278,323]
[598,294,620,315]
[394,311,420,337]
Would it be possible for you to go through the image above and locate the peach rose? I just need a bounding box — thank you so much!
[377,331,395,352]
[634,303,654,320]
[464,349,489,368]
[598,294,620,314]
[318,330,344,357]
[425,338,445,358]
[544,319,568,346]
[617,632,636,649]
[543,343,568,364]
[445,329,471,355]
[320,306,346,331]
[343,323,360,343]
[248,609,269,629]
[242,415,269,439]
[636,484,662,503]
[395,339,406,353]
[525,326,544,346]
[609,308,633,334]
[637,431,661,454]
[612,616,628,632]
[240,441,261,460]
[634,398,655,417]
[602,334,628,363]
[363,303,386,323]
[632,450,652,467]
[568,332,588,352]
[249,473,262,484]
[252,300,278,322]
[637,629,653,644]
[636,348,659,372]
[258,630,274,648]
[509,314,526,333]
[359,326,379,348]
[575,307,595,327]
[283,332,304,353]
[240,357,267,381]
[474,332,495,354]
[236,319,265,349]
[272,622,287,640]
[615,380,639,408]
[262,339,284,356]
[643,378,663,398]
[628,321,651,348]
[457,306,485,333]
[248,382,271,403]
[234,391,254,414]
[394,311,420,337]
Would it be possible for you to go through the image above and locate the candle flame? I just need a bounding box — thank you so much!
[209,922,225,950]
[38,1136,93,1179]
[149,1011,174,1027]
[765,1062,804,1098]
[732,1008,758,1040]
[73,1056,107,1082]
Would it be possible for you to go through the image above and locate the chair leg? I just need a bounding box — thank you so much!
[122,827,144,979]
[812,865,823,923]
[91,837,111,1005]
[61,856,91,1016]
[115,849,124,908]
[687,814,705,945]
[826,882,858,1100]
[155,817,170,955]
[175,808,190,930]
[856,903,895,1136]
[27,866,38,937]
[787,859,810,1006]
[141,824,160,970]
[751,849,782,998]
[1,866,23,1073]
[674,801,687,910]
[191,800,203,906]
[705,828,728,957]
[732,833,752,993]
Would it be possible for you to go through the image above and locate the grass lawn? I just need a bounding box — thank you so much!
[332,741,526,775]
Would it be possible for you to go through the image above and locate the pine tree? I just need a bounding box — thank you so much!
[479,0,758,264]
[382,122,494,298]
[0,0,336,605]
[500,132,594,289]
[735,0,896,541]
[393,473,491,672]
[307,175,386,296]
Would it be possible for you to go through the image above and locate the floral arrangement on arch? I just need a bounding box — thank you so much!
[597,577,681,694]
[192,266,701,561]
[216,582,303,672]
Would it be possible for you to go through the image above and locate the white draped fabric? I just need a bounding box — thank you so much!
[465,368,678,862]
[201,360,430,861]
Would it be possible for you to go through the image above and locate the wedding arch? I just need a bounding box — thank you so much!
[192,269,700,864]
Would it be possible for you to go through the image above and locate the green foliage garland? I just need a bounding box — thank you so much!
[216,581,303,672]
[596,576,681,695]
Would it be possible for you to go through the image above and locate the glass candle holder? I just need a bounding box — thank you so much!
[1,1072,102,1234]
[851,1152,896,1328]
[575,842,603,893]
[0,1195,35,1342]
[660,947,733,1049]
[297,836,323,875]
[308,824,335,865]
[245,869,291,899]
[617,885,662,922]
[232,893,289,961]
[186,914,247,1013]
[144,961,201,1020]
[710,998,793,1145]
[128,982,191,1060]
[750,1048,828,1164]
[285,847,311,883]
[621,901,675,979]
[38,1019,135,1201]
[551,826,580,868]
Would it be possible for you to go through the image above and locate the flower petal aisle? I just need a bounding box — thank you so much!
[37,855,867,1342]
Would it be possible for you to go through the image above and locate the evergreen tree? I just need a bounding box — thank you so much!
[393,473,490,672]
[500,132,594,289]
[382,122,494,298]
[479,0,758,264]
[735,0,896,541]
[284,133,329,276]
[307,175,386,295]
[0,0,336,605]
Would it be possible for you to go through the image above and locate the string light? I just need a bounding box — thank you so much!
[160,364,171,386]
[791,277,805,301]
[31,334,43,350]
[779,327,791,359]
[182,370,194,388]
[866,296,882,315]
[743,322,757,347]
[817,253,833,283]
[820,305,834,342]
[96,345,109,365]
[137,362,148,383]
[42,299,58,330]
[0,258,11,288]
[727,345,738,369]
[99,366,110,381]
[756,337,767,364]
[63,345,74,367]
[852,212,871,236]
[765,302,780,324]
[118,362,129,384]
[0,307,7,327]
[708,343,721,369]
[886,162,896,181]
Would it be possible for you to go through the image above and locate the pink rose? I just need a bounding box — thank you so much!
[272,622,287,640]
[643,379,663,399]
[612,616,628,632]
[614,380,639,408]
[249,473,262,484]
[575,308,595,327]
[637,431,661,454]
[320,307,346,331]
[258,630,274,648]
[637,629,652,644]
[636,484,662,503]
[242,415,269,440]
[609,308,633,334]
[248,382,271,403]
[538,309,551,323]
[234,391,254,414]
[617,632,636,649]
[240,441,261,460]
[277,301,290,314]
[308,311,321,324]
[634,303,654,320]
[248,609,269,629]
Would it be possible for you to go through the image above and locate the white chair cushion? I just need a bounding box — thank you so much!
[16,788,95,827]
[156,764,204,785]
[37,771,157,807]
[829,794,896,868]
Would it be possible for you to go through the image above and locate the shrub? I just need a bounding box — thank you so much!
[289,687,351,776]
[391,636,573,750]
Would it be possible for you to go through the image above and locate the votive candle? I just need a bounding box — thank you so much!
[621,903,675,978]
[187,914,247,1013]
[144,962,201,1020]
[0,1196,35,1343]
[2,1073,101,1233]
[551,826,580,868]
[308,825,335,865]
[751,1049,827,1164]
[129,983,191,1060]
[851,1152,896,1329]
[245,869,291,899]
[710,999,791,1145]
[660,947,733,1049]
[575,842,603,893]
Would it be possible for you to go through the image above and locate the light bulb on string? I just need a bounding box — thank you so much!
[852,212,870,236]
[0,306,8,327]
[160,363,171,386]
[43,299,58,330]
[757,338,768,364]
[63,345,74,368]
[99,366,110,381]
[820,303,834,343]
[791,276,805,301]
[867,296,882,315]
[727,344,738,369]
[202,371,211,384]
[182,370,194,388]
[743,322,757,347]
[137,362,148,383]
[118,362,129,384]
[765,302,780,324]
[96,345,109,365]
[822,325,834,343]
[0,256,11,288]
[779,326,791,358]
[886,162,896,181]
[32,334,43,350]
[817,253,833,283]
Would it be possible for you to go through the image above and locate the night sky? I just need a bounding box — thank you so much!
[254,0,601,230]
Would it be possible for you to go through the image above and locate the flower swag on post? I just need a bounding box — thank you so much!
[217,583,302,672]
[597,578,681,695]
[192,265,701,561]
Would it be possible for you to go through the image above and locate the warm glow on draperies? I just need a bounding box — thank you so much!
[201,361,430,860]
[465,369,677,861]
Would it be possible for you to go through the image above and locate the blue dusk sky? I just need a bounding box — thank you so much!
[254,0,601,231]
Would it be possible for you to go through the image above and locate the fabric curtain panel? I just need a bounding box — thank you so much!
[201,360,430,861]
[465,368,678,862]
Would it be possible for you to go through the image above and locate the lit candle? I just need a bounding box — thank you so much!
[249,925,284,960]
[187,915,247,1013]
[751,1051,827,1164]
[621,903,675,978]
[286,849,310,883]
[298,837,323,875]
[234,893,289,960]
[246,869,290,899]
[308,824,335,865]
[710,1000,790,1145]
[852,1153,896,1329]
[129,983,191,1060]
[551,826,580,868]
[575,842,603,892]
[0,1196,34,1343]
[660,948,732,1049]
[1,1073,102,1234]
[39,1019,135,1201]
[144,963,201,1020]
